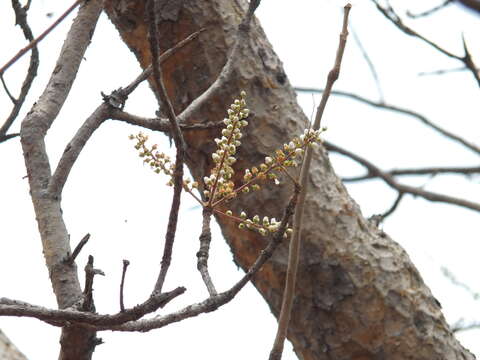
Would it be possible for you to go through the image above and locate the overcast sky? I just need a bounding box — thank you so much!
[1,1,479,359]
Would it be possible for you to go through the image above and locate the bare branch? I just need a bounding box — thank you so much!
[175,0,261,124]
[82,255,104,312]
[270,5,351,360]
[349,23,384,102]
[0,287,185,327]
[371,0,480,87]
[196,209,217,296]
[19,1,103,358]
[325,141,480,212]
[48,103,110,196]
[65,233,90,265]
[342,166,480,182]
[295,87,480,156]
[0,0,83,76]
[406,0,453,18]
[120,260,130,312]
[0,0,39,143]
[146,0,187,295]
[0,188,298,332]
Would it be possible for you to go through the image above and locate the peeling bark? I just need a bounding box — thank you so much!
[104,1,474,359]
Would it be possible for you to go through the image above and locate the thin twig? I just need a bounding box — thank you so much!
[0,0,39,143]
[371,0,480,87]
[294,87,480,156]
[49,31,206,196]
[65,233,90,264]
[122,29,206,97]
[120,260,130,312]
[269,5,352,360]
[146,0,187,295]
[325,141,480,212]
[196,208,217,296]
[380,192,404,220]
[0,0,82,76]
[173,0,260,124]
[0,190,298,332]
[342,166,480,182]
[418,66,471,76]
[349,23,384,102]
[0,287,185,327]
[406,0,453,18]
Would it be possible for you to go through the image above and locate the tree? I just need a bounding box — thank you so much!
[1,0,478,359]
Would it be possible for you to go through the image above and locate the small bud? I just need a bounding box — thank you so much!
[226,210,233,216]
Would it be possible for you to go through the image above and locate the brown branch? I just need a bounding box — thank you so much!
[0,287,185,327]
[269,5,351,360]
[121,29,205,97]
[174,0,260,124]
[48,103,110,196]
[295,87,480,156]
[325,140,480,212]
[0,189,298,332]
[0,0,39,144]
[0,0,82,76]
[50,30,206,197]
[196,208,217,296]
[65,233,90,265]
[342,166,480,182]
[82,255,104,312]
[146,0,186,295]
[372,0,480,87]
[120,260,130,312]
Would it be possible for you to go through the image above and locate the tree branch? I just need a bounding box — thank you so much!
[295,87,480,156]
[0,0,39,143]
[325,140,480,212]
[269,5,351,360]
[371,0,480,87]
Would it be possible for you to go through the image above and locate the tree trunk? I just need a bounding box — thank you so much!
[104,1,473,359]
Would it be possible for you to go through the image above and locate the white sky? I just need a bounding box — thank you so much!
[1,1,479,359]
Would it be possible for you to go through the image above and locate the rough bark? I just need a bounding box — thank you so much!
[0,330,27,360]
[104,1,474,359]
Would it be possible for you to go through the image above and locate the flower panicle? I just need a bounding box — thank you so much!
[129,132,198,191]
[204,91,250,203]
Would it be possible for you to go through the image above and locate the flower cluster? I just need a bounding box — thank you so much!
[129,132,198,191]
[223,210,292,237]
[203,91,249,203]
[240,128,325,192]
[130,91,325,240]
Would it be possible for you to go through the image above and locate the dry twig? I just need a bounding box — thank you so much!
[0,0,39,143]
[269,5,352,360]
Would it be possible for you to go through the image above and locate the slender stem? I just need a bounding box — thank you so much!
[196,208,217,296]
[269,4,352,360]
[0,0,83,76]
